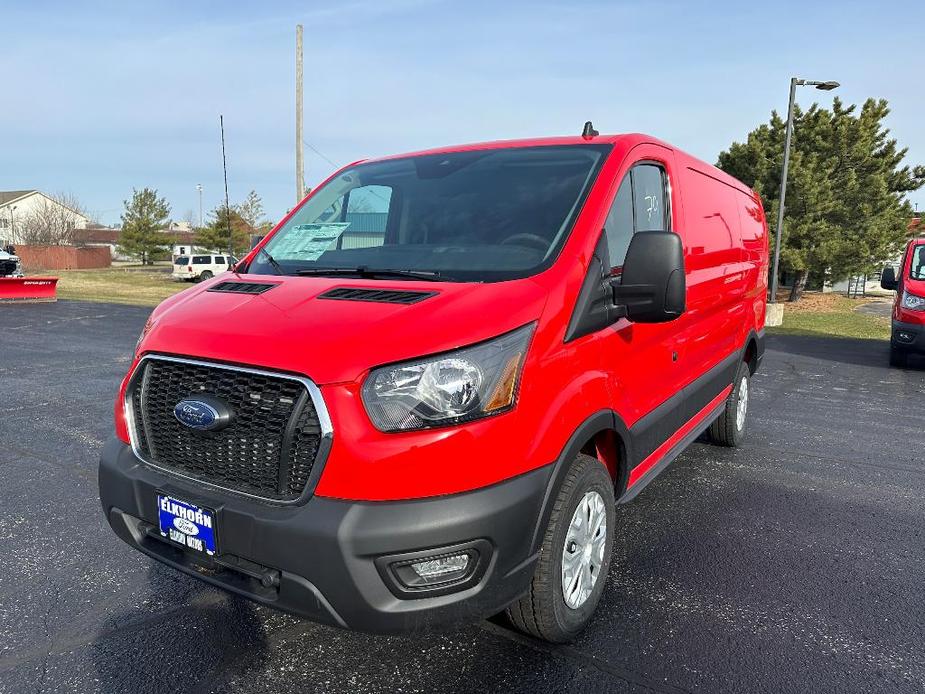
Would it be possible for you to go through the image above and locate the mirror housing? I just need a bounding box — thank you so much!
[880,266,898,291]
[612,231,685,323]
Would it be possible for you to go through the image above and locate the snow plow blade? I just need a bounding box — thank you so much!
[0,277,59,303]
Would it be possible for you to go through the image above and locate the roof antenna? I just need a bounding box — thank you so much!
[581,121,599,140]
[220,114,233,258]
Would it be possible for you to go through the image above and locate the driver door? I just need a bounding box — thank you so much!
[601,147,686,464]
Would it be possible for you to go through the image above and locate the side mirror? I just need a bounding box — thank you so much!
[612,231,686,323]
[880,266,898,291]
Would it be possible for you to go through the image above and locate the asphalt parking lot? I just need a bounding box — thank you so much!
[2,301,924,694]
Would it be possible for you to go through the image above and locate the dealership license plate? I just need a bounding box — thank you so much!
[157,494,217,556]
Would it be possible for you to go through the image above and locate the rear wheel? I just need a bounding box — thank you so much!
[709,361,750,447]
[889,347,908,368]
[198,270,213,282]
[506,454,614,643]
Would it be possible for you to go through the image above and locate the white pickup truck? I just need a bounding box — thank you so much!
[172,254,237,282]
[0,248,23,277]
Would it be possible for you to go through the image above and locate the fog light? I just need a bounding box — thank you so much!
[896,331,915,344]
[390,549,479,590]
[411,554,469,581]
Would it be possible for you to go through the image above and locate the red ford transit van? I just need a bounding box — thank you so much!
[881,238,925,367]
[99,131,768,643]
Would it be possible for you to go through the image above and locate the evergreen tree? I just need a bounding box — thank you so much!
[196,204,252,256]
[718,98,924,301]
[118,188,171,264]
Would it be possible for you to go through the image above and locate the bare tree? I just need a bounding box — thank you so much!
[238,190,266,228]
[16,192,89,245]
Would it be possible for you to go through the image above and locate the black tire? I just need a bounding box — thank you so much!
[709,361,750,447]
[506,454,614,643]
[889,347,907,368]
[198,270,213,282]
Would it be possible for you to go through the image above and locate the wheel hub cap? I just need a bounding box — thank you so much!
[561,490,607,609]
[736,376,749,431]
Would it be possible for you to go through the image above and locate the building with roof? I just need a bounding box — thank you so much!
[0,190,90,245]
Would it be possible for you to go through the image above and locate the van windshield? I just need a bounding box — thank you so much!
[910,245,925,280]
[248,144,611,282]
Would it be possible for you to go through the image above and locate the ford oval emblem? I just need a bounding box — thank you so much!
[173,517,199,536]
[173,397,232,431]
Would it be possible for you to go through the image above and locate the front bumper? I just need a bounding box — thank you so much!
[892,319,925,354]
[99,438,551,633]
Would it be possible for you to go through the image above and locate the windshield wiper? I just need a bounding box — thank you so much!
[254,247,285,275]
[295,266,448,282]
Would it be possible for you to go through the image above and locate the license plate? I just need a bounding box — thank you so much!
[157,494,217,556]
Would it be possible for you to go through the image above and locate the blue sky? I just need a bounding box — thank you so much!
[2,0,923,226]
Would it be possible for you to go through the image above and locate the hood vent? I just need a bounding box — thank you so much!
[208,281,278,295]
[318,287,438,305]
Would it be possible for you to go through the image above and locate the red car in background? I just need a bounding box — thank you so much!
[882,238,925,367]
[99,130,768,643]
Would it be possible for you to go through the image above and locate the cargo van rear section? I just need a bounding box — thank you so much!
[100,131,768,644]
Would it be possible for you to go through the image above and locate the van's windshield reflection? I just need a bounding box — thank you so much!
[247,144,611,283]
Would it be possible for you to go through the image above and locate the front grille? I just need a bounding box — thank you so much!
[128,357,325,502]
[318,287,437,304]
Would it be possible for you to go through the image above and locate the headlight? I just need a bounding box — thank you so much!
[135,314,158,356]
[902,290,925,312]
[362,323,535,431]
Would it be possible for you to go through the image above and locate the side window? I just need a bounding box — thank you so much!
[341,185,392,249]
[604,177,634,270]
[214,256,225,264]
[632,165,668,231]
[604,163,670,269]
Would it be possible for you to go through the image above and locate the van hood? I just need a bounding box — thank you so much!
[140,273,547,384]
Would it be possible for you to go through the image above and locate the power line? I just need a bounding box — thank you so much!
[303,140,340,169]
[299,141,389,209]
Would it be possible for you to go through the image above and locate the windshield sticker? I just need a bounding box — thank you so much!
[274,222,351,260]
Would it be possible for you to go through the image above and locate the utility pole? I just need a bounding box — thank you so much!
[295,24,305,204]
[196,184,203,228]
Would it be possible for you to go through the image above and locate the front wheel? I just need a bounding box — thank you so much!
[709,361,750,447]
[506,454,614,643]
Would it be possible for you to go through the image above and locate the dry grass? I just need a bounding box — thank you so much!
[776,292,845,313]
[52,267,191,307]
[770,291,892,340]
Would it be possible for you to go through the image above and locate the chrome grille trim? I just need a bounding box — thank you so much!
[123,354,334,505]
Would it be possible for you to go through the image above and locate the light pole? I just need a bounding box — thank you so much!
[769,77,840,303]
[196,184,203,229]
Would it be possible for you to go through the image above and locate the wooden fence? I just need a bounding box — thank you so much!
[15,245,111,271]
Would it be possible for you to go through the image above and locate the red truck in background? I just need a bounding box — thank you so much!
[99,129,768,643]
[881,238,925,367]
